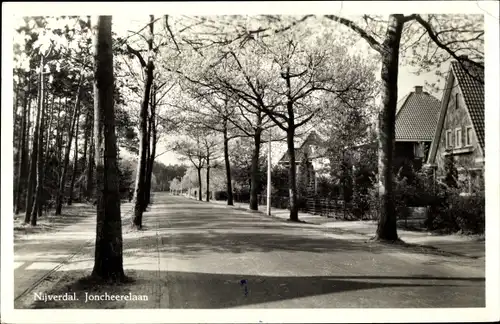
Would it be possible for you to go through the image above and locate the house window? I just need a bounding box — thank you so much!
[465,126,474,146]
[455,128,462,148]
[414,142,425,158]
[455,93,459,109]
[445,129,453,148]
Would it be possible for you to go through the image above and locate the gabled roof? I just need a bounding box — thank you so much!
[278,148,304,164]
[278,130,325,164]
[427,60,485,164]
[451,61,485,151]
[395,88,441,142]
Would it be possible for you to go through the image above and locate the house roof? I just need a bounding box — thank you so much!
[451,61,485,151]
[278,148,304,164]
[427,60,485,164]
[278,130,325,164]
[395,89,441,142]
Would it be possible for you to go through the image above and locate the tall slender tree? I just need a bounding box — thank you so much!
[127,15,155,230]
[144,83,157,208]
[91,15,125,282]
[15,72,31,214]
[24,56,44,224]
[68,111,80,205]
[55,73,84,215]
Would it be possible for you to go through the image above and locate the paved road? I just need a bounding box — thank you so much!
[125,193,484,308]
[14,193,485,308]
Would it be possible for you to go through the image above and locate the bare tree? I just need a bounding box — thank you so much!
[173,133,206,201]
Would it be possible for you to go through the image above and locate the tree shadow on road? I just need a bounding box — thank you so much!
[25,269,485,309]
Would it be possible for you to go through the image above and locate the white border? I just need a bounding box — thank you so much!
[2,1,499,323]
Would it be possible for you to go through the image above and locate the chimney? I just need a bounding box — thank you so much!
[414,86,423,94]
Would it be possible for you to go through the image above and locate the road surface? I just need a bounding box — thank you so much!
[14,193,485,308]
[124,194,485,308]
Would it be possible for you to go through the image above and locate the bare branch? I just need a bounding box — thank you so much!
[324,15,383,53]
[126,44,147,67]
[414,14,484,72]
[165,15,181,52]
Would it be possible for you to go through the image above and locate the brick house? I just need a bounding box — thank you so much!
[394,85,441,174]
[346,86,441,176]
[425,59,485,190]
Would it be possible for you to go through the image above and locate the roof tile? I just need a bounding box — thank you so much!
[395,91,441,141]
[451,61,485,151]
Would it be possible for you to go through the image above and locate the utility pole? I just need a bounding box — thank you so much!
[267,129,272,216]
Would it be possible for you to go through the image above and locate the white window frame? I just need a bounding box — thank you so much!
[455,127,462,148]
[465,125,474,147]
[445,129,453,149]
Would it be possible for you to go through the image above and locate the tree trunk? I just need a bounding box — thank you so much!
[85,126,94,200]
[31,85,47,225]
[91,15,125,282]
[132,15,155,229]
[206,155,210,202]
[24,59,43,224]
[143,92,152,211]
[197,167,202,201]
[375,15,404,241]
[68,112,80,205]
[132,73,153,228]
[223,118,233,206]
[145,86,157,207]
[56,97,66,172]
[80,110,90,201]
[286,126,299,221]
[13,79,21,204]
[249,126,262,210]
[15,73,30,214]
[39,93,55,215]
[13,81,22,174]
[13,80,20,130]
[31,70,49,224]
[55,75,83,215]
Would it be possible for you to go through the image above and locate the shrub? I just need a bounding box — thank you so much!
[214,191,228,201]
[316,175,340,199]
[350,172,378,220]
[425,183,485,234]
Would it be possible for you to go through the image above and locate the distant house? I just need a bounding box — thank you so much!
[276,85,443,189]
[345,86,441,175]
[394,85,441,173]
[426,59,484,190]
[277,130,328,193]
